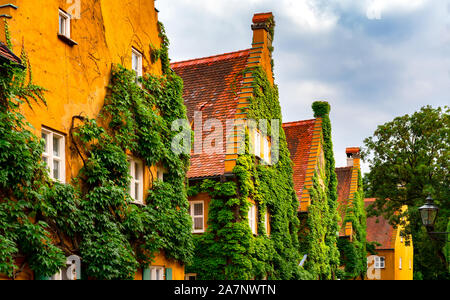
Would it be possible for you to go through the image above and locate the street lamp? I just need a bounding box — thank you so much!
[418,195,449,270]
[419,196,439,229]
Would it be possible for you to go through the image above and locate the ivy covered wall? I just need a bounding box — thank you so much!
[0,22,194,280]
[186,67,312,280]
[297,102,341,280]
[337,170,368,280]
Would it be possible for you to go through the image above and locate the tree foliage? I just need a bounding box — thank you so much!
[363,105,449,280]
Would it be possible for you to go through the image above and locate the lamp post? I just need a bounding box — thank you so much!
[418,196,449,269]
[419,196,439,230]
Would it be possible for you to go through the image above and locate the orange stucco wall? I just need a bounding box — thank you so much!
[0,0,184,280]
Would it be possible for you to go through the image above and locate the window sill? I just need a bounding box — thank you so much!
[58,34,78,47]
[131,201,146,207]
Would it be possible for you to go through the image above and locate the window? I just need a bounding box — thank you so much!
[42,129,65,183]
[248,204,257,235]
[374,256,385,269]
[399,257,402,270]
[59,9,71,38]
[254,130,261,158]
[185,273,197,281]
[150,266,165,280]
[190,201,205,233]
[129,158,144,204]
[263,137,271,164]
[132,48,143,82]
[157,166,166,182]
[265,211,270,236]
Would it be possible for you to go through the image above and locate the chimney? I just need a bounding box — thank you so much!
[346,147,361,168]
[250,12,275,85]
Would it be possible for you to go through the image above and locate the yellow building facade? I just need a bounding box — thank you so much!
[365,199,414,280]
[0,0,185,280]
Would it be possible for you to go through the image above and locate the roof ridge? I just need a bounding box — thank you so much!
[171,49,251,68]
[282,119,316,128]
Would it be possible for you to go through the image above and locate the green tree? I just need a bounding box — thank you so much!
[363,106,449,280]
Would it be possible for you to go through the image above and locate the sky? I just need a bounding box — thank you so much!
[155,0,450,173]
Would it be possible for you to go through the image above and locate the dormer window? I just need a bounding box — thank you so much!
[59,9,71,38]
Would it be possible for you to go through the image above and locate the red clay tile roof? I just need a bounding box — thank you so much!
[336,166,353,235]
[0,42,22,65]
[171,49,251,179]
[365,198,396,249]
[336,166,353,208]
[283,119,316,199]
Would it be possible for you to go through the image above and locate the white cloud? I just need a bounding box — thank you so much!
[281,0,339,32]
[365,0,429,19]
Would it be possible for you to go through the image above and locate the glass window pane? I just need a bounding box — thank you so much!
[42,133,48,153]
[53,160,60,179]
[194,218,203,230]
[53,137,60,157]
[59,16,65,34]
[135,183,140,201]
[194,203,203,216]
[135,162,140,179]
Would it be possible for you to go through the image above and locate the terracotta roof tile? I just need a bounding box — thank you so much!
[336,166,353,235]
[283,119,316,200]
[365,198,396,249]
[336,166,353,208]
[171,49,251,179]
[0,42,22,65]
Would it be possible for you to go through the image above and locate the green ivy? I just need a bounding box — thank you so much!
[0,22,194,280]
[297,102,341,280]
[186,67,311,280]
[337,171,368,280]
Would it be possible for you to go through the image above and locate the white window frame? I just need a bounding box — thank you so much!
[265,211,270,236]
[190,201,205,233]
[59,9,71,38]
[399,257,402,270]
[254,130,262,159]
[263,136,271,164]
[42,128,66,183]
[129,158,144,204]
[132,48,143,81]
[248,204,257,235]
[150,266,165,280]
[374,256,385,269]
[157,166,166,182]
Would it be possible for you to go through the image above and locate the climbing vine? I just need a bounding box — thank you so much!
[0,22,193,280]
[337,171,368,280]
[186,67,312,280]
[297,102,341,280]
